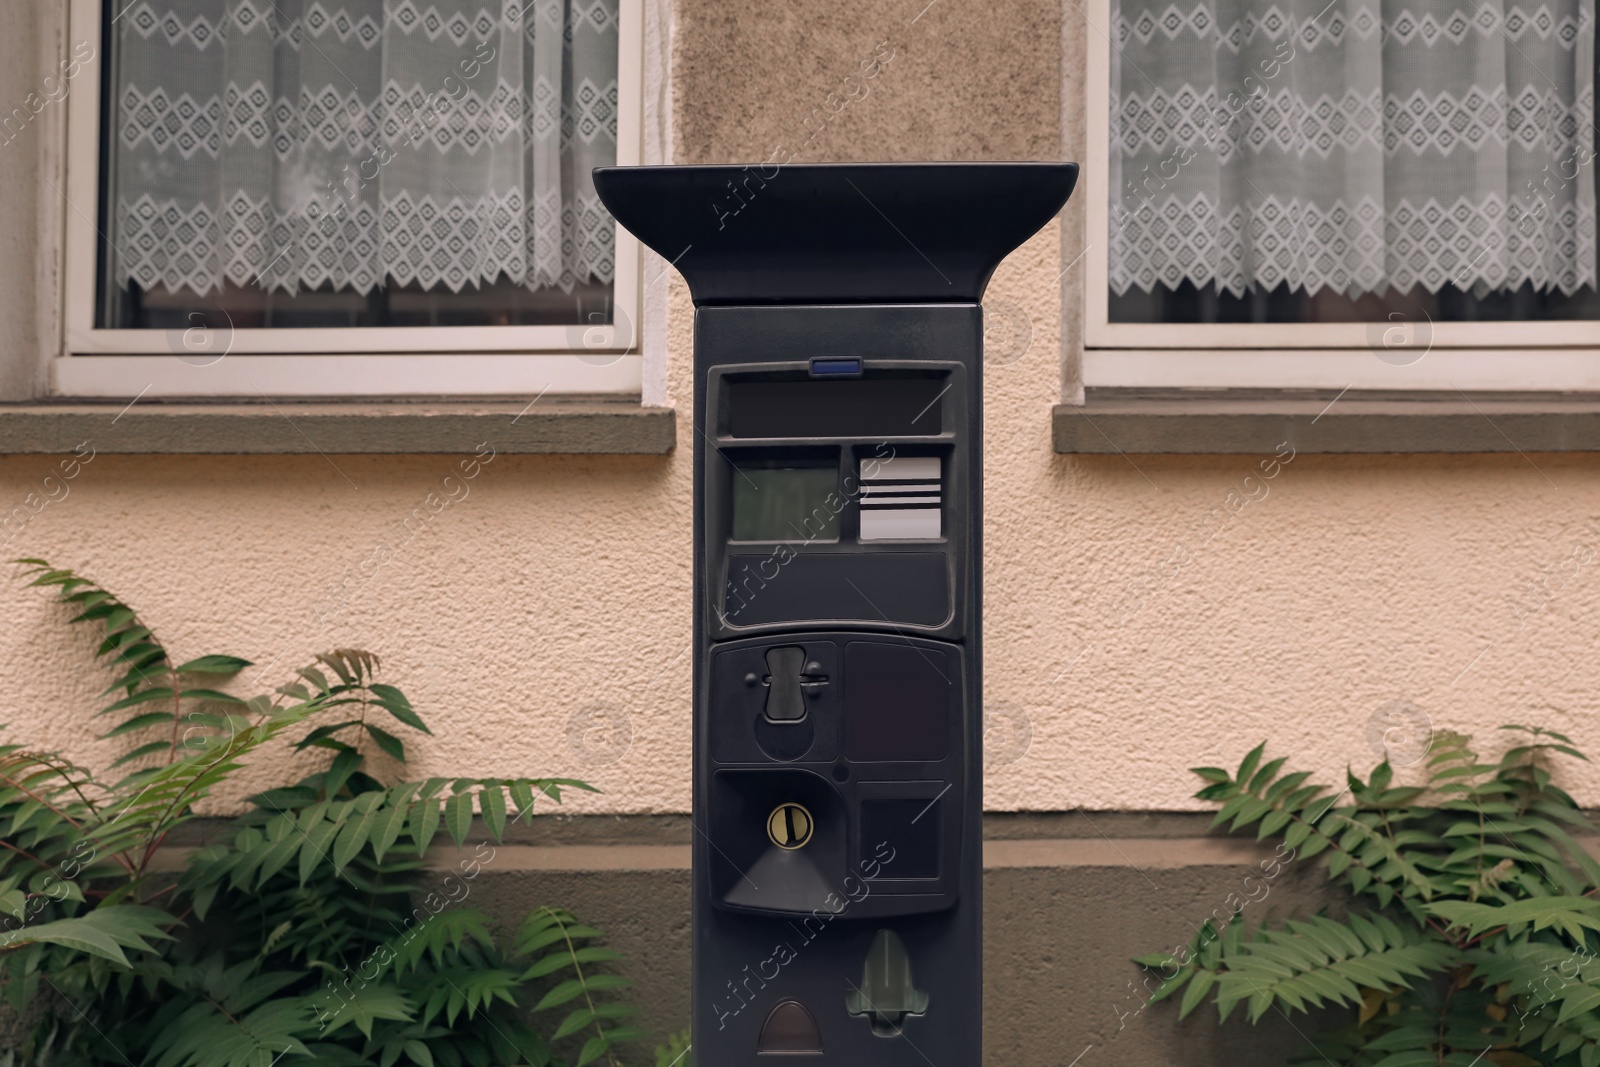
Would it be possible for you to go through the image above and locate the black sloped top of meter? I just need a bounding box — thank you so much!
[593,162,1078,305]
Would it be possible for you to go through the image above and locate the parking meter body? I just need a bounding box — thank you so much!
[596,163,1077,1064]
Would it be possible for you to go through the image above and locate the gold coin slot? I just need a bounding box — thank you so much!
[767,802,814,850]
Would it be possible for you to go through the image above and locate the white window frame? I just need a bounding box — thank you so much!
[55,0,646,398]
[1081,0,1600,393]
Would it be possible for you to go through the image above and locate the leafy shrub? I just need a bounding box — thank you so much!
[1137,724,1600,1065]
[0,560,671,1066]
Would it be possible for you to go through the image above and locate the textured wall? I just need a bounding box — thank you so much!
[3,0,1600,820]
[0,447,695,812]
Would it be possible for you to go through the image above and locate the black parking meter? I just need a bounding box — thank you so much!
[595,162,1077,1063]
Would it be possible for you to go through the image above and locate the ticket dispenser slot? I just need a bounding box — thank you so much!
[596,161,1077,1065]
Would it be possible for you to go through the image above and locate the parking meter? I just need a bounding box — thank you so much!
[595,162,1077,1063]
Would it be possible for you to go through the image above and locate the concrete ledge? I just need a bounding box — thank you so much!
[439,843,689,871]
[423,837,1281,872]
[982,836,1269,869]
[0,401,677,454]
[1054,391,1600,454]
[165,809,1599,848]
[161,810,1231,848]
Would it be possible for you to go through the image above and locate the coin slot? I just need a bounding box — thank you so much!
[767,802,814,850]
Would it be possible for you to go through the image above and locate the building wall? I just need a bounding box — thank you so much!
[3,0,1596,815]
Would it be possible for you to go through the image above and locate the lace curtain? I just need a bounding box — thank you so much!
[110,0,618,297]
[1109,0,1597,299]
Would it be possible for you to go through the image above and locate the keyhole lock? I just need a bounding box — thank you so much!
[767,802,814,850]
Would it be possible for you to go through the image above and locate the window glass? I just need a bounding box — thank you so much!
[98,0,620,330]
[1107,0,1598,324]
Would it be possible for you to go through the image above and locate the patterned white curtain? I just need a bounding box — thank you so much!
[1109,0,1596,298]
[111,0,618,297]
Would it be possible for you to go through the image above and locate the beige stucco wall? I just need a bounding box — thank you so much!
[3,0,1599,816]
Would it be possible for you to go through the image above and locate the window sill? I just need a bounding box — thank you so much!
[0,401,676,455]
[1053,391,1600,454]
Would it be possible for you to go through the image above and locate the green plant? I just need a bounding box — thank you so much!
[0,560,658,1066]
[1136,724,1600,1065]
[650,1030,690,1067]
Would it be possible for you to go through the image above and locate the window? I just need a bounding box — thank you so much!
[1083,0,1600,392]
[59,0,644,397]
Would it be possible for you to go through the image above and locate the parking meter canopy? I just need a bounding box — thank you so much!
[593,162,1079,305]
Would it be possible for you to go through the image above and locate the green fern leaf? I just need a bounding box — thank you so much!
[311,983,415,1039]
[444,792,472,846]
[172,655,252,674]
[481,786,507,841]
[372,786,419,862]
[1429,896,1600,941]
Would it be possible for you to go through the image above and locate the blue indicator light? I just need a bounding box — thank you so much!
[810,357,863,378]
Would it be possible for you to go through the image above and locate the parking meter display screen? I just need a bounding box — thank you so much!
[732,467,839,541]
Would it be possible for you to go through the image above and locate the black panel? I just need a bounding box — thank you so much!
[728,379,945,438]
[753,716,815,761]
[844,642,951,762]
[723,553,950,627]
[703,632,965,917]
[861,799,942,879]
[709,641,841,767]
[707,769,848,915]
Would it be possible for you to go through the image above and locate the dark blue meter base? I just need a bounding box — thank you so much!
[595,162,1077,1064]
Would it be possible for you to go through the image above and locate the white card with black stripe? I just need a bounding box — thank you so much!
[859,455,941,540]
